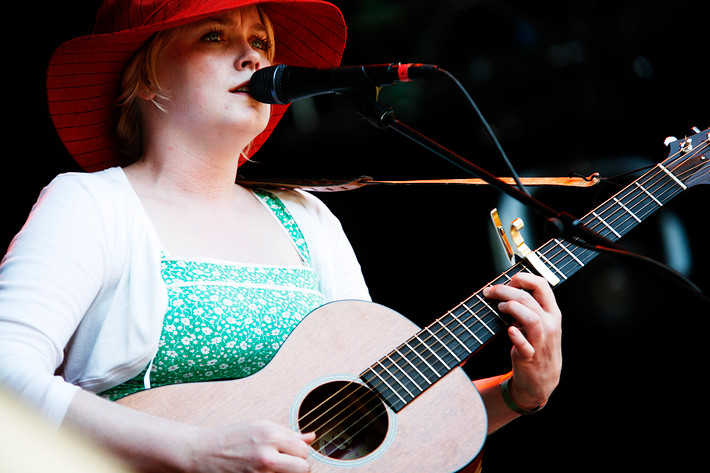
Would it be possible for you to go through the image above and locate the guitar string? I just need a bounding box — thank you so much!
[301,143,708,453]
[513,145,708,303]
[298,140,708,454]
[538,143,709,279]
[304,149,708,455]
[512,140,709,284]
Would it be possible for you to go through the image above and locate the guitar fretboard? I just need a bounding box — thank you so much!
[361,148,707,412]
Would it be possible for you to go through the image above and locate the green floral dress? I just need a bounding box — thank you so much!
[100,189,325,401]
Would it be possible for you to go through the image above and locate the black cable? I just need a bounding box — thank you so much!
[435,68,531,196]
[432,68,708,305]
[572,238,710,306]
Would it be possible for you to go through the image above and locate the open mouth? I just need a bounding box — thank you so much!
[230,83,250,94]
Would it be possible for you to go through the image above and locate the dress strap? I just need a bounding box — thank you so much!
[251,188,313,266]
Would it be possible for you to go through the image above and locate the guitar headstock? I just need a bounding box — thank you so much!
[662,127,710,188]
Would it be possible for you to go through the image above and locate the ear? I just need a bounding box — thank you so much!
[137,83,157,101]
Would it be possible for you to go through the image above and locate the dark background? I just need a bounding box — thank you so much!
[5,1,709,471]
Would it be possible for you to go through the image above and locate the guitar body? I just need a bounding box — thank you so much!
[118,300,487,472]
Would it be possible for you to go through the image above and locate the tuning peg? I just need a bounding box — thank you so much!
[691,126,701,133]
[664,136,677,146]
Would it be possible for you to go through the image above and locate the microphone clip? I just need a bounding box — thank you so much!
[349,91,396,130]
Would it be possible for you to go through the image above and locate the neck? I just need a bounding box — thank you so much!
[125,150,244,206]
[131,129,252,202]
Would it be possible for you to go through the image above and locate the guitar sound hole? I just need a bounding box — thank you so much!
[298,381,389,460]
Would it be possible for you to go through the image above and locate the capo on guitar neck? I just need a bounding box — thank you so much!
[490,209,561,287]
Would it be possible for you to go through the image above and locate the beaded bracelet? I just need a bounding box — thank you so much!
[500,376,545,415]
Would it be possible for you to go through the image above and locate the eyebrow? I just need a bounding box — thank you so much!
[197,15,268,35]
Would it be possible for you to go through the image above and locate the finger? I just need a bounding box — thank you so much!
[499,297,545,343]
[506,273,560,315]
[508,325,535,361]
[484,283,542,324]
[276,430,313,459]
[265,453,311,473]
[483,283,537,309]
[300,431,316,444]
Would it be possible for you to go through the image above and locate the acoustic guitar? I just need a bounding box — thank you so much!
[118,128,710,472]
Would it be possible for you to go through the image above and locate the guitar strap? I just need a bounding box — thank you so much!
[236,174,601,193]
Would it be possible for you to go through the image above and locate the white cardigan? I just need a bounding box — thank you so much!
[0,168,370,426]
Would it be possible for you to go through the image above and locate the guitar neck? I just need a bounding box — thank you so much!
[361,134,709,412]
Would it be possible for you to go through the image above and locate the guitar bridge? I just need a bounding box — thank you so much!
[490,209,560,287]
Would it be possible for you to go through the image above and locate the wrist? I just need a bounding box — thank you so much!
[500,375,546,415]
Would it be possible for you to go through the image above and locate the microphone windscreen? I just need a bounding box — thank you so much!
[249,65,287,104]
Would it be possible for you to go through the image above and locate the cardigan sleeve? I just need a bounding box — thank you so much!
[0,170,167,426]
[0,174,112,425]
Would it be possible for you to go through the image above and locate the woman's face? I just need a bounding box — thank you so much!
[151,6,273,147]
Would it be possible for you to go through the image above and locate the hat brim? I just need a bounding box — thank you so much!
[46,0,347,172]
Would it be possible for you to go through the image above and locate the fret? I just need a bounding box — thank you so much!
[365,363,407,411]
[392,347,426,392]
[646,171,681,203]
[436,319,472,356]
[398,344,434,385]
[538,240,590,285]
[447,302,505,359]
[417,332,452,371]
[428,324,463,363]
[591,211,621,239]
[439,312,476,355]
[448,310,483,345]
[590,203,630,240]
[406,339,442,378]
[612,197,642,223]
[634,181,663,207]
[376,359,414,400]
[658,163,688,190]
[554,239,585,267]
[538,250,567,281]
[584,167,680,244]
[623,181,663,221]
[470,296,498,333]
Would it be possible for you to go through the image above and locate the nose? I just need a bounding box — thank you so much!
[235,41,266,71]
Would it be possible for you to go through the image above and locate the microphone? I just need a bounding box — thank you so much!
[249,63,439,105]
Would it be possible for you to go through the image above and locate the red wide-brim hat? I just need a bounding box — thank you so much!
[46,0,347,172]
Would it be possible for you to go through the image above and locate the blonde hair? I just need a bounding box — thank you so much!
[116,6,276,162]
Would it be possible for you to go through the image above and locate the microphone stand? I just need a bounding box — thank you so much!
[349,92,612,248]
[347,91,710,305]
